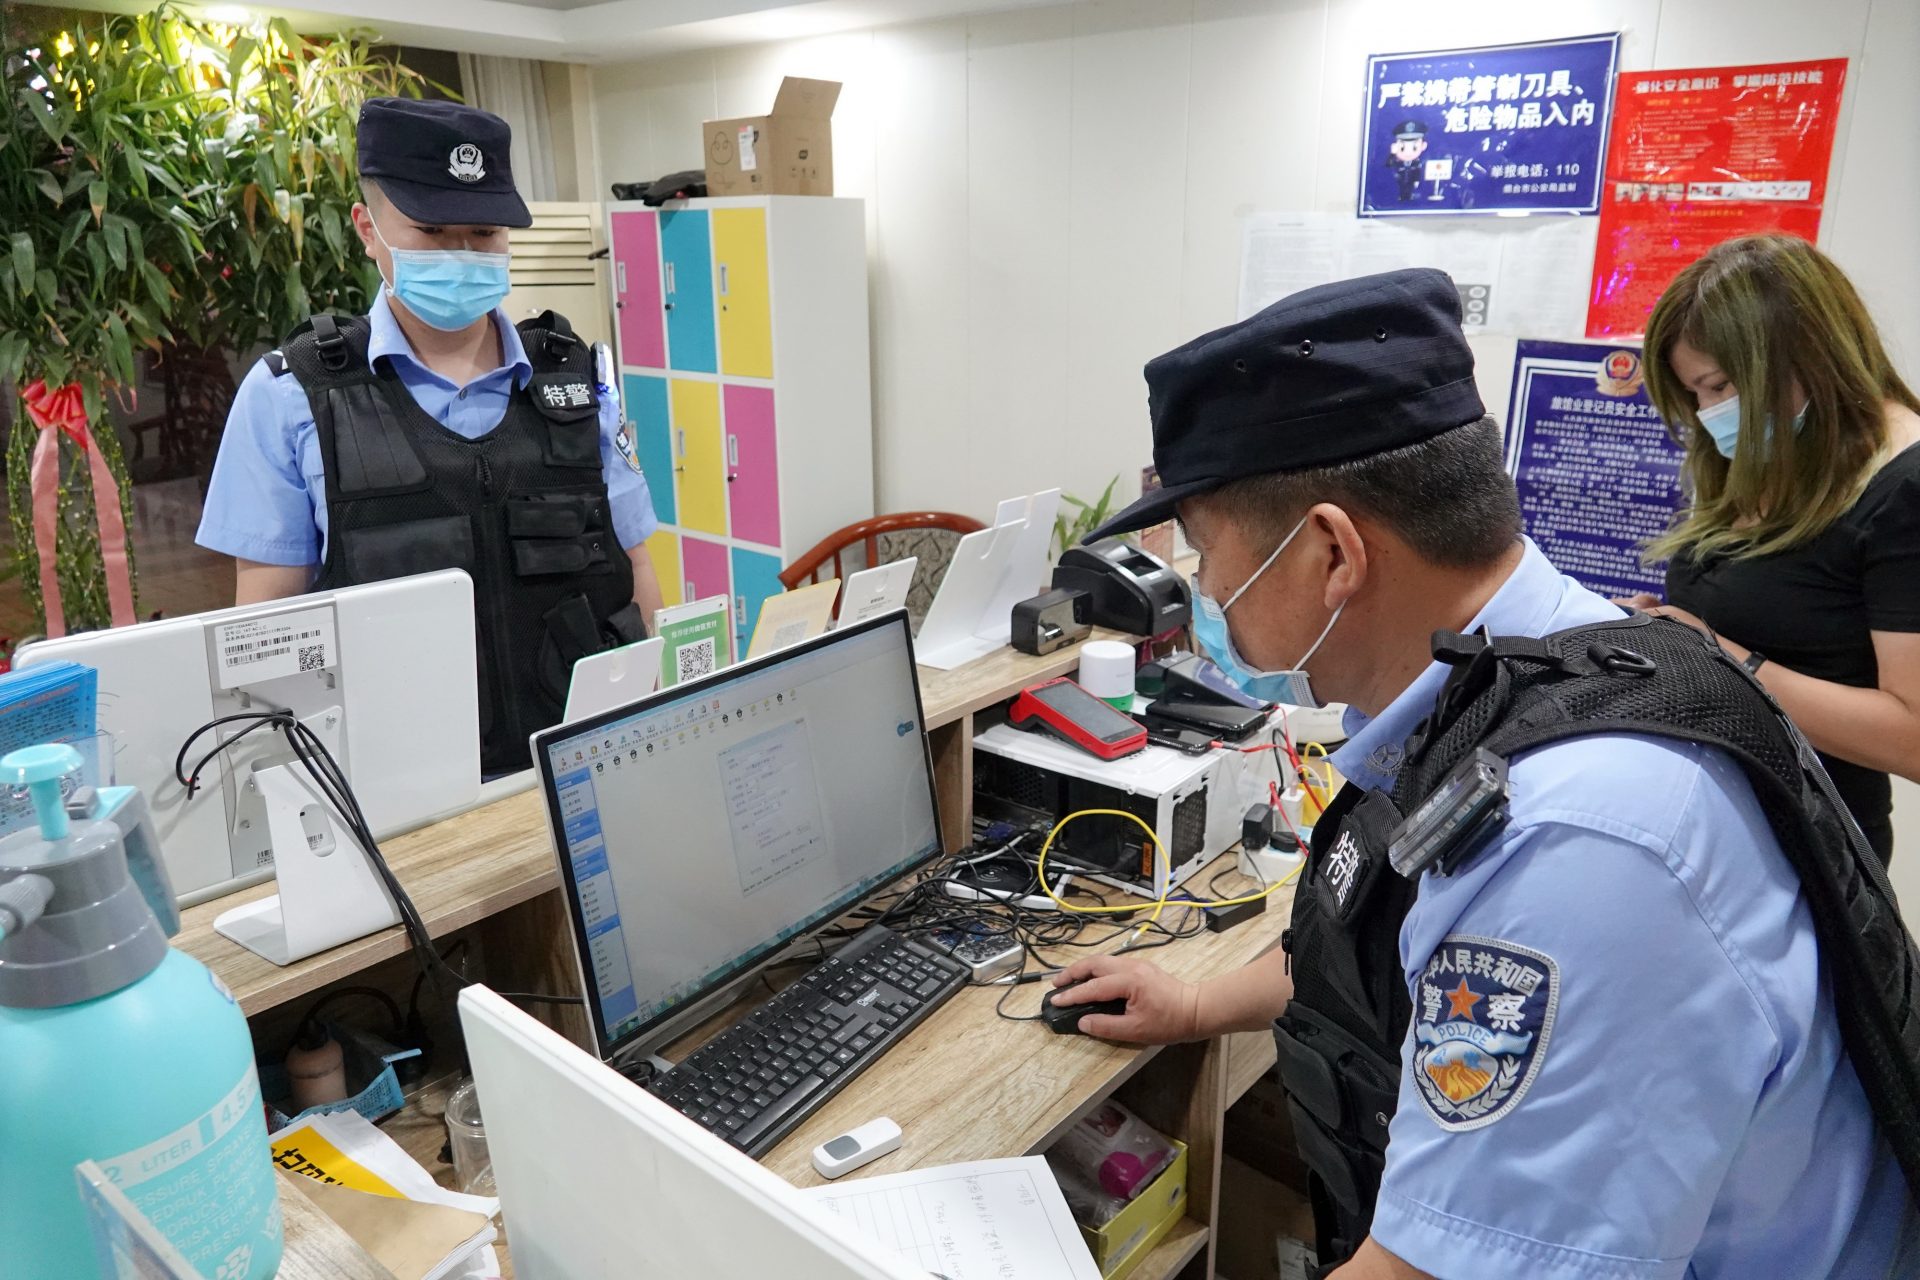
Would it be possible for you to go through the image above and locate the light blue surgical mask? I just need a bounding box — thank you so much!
[1189,513,1345,709]
[1697,393,1809,459]
[371,213,510,332]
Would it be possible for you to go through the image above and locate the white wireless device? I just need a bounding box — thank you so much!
[812,1117,903,1179]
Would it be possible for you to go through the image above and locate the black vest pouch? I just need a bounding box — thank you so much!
[535,595,650,710]
[507,493,616,578]
[342,514,477,585]
[529,372,603,470]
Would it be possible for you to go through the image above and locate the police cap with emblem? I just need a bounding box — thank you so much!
[1087,267,1483,540]
[357,97,532,229]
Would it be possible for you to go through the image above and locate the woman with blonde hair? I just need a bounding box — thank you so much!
[1624,234,1920,862]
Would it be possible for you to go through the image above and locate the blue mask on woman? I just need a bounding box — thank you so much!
[371,214,510,332]
[1189,513,1345,709]
[1697,394,1808,459]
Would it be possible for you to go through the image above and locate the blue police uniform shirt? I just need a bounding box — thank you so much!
[1329,538,1915,1279]
[197,292,657,570]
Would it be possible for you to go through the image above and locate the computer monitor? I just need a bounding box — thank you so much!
[531,611,941,1061]
[459,985,924,1280]
[15,570,480,906]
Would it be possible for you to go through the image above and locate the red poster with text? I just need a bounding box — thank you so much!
[1586,59,1847,338]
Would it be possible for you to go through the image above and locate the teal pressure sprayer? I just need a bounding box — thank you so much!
[0,744,282,1278]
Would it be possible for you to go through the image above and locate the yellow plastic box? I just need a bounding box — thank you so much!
[1079,1139,1189,1279]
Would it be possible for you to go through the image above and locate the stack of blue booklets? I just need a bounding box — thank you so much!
[0,661,103,836]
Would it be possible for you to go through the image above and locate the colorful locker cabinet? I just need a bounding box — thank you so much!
[607,197,873,655]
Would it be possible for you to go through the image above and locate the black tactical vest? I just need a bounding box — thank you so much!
[276,311,645,774]
[1272,613,1920,1272]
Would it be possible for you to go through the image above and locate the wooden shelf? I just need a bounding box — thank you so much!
[1129,1218,1211,1280]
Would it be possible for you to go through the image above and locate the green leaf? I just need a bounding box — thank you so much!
[89,180,107,225]
[85,234,107,286]
[9,233,34,298]
[226,36,258,89]
[102,218,128,271]
[0,330,27,389]
[35,270,55,304]
[105,314,134,386]
[17,87,62,143]
[31,170,63,206]
[139,260,173,312]
[58,208,90,259]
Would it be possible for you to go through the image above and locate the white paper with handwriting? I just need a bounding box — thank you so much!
[799,1157,1101,1280]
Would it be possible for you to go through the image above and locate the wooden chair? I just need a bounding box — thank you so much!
[780,514,987,625]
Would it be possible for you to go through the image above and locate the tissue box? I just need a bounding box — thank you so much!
[1080,1139,1188,1279]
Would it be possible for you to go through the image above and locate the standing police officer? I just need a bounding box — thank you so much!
[1049,270,1917,1277]
[198,99,664,773]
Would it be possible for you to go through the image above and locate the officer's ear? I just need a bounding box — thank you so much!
[1304,503,1368,612]
[349,202,380,256]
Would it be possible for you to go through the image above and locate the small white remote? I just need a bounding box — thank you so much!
[811,1116,903,1179]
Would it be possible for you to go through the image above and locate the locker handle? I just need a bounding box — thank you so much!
[727,434,739,467]
[676,428,686,458]
[616,261,627,294]
[736,595,746,626]
[685,580,694,602]
[665,261,676,294]
[719,264,729,296]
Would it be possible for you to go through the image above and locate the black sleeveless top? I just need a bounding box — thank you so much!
[1667,442,1920,863]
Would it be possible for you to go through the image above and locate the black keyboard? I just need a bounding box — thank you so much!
[642,924,969,1156]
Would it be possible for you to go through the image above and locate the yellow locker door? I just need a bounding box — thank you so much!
[671,379,728,536]
[647,529,683,608]
[713,208,773,380]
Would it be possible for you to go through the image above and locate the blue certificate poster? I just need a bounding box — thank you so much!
[1360,33,1621,217]
[1505,340,1684,600]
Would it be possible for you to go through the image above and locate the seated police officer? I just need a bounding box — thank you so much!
[198,99,664,774]
[1050,270,1917,1277]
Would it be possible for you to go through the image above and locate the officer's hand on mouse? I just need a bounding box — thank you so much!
[1052,956,1201,1045]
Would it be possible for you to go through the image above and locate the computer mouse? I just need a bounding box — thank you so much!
[1040,981,1129,1036]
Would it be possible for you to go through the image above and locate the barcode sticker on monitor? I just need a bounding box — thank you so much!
[212,605,338,690]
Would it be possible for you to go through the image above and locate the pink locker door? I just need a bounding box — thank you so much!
[724,386,781,548]
[610,210,665,370]
[680,534,732,608]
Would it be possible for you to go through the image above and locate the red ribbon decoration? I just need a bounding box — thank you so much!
[21,379,136,637]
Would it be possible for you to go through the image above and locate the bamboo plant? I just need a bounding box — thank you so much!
[0,5,428,633]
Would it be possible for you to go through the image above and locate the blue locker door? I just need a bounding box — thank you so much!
[621,373,675,525]
[731,547,786,657]
[659,209,717,374]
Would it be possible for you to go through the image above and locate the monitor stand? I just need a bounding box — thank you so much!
[213,763,402,966]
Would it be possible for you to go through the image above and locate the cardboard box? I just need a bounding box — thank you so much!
[1215,1154,1317,1280]
[1079,1140,1189,1280]
[703,77,840,196]
[1225,1070,1311,1193]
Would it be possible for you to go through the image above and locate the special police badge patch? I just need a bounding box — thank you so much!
[1412,935,1558,1131]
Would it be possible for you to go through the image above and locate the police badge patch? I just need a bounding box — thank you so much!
[1412,935,1559,1131]
[614,423,642,473]
[448,143,487,183]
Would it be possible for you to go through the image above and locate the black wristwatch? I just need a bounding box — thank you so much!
[1743,650,1768,676]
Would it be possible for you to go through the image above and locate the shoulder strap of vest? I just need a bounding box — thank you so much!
[278,314,430,498]
[279,314,371,385]
[516,310,590,376]
[1397,613,1920,1203]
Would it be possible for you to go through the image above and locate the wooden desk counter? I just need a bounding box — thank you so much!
[178,628,1135,1018]
[759,867,1291,1189]
[386,859,1294,1280]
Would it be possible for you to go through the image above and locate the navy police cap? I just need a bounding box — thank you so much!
[357,97,532,229]
[1088,268,1485,540]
